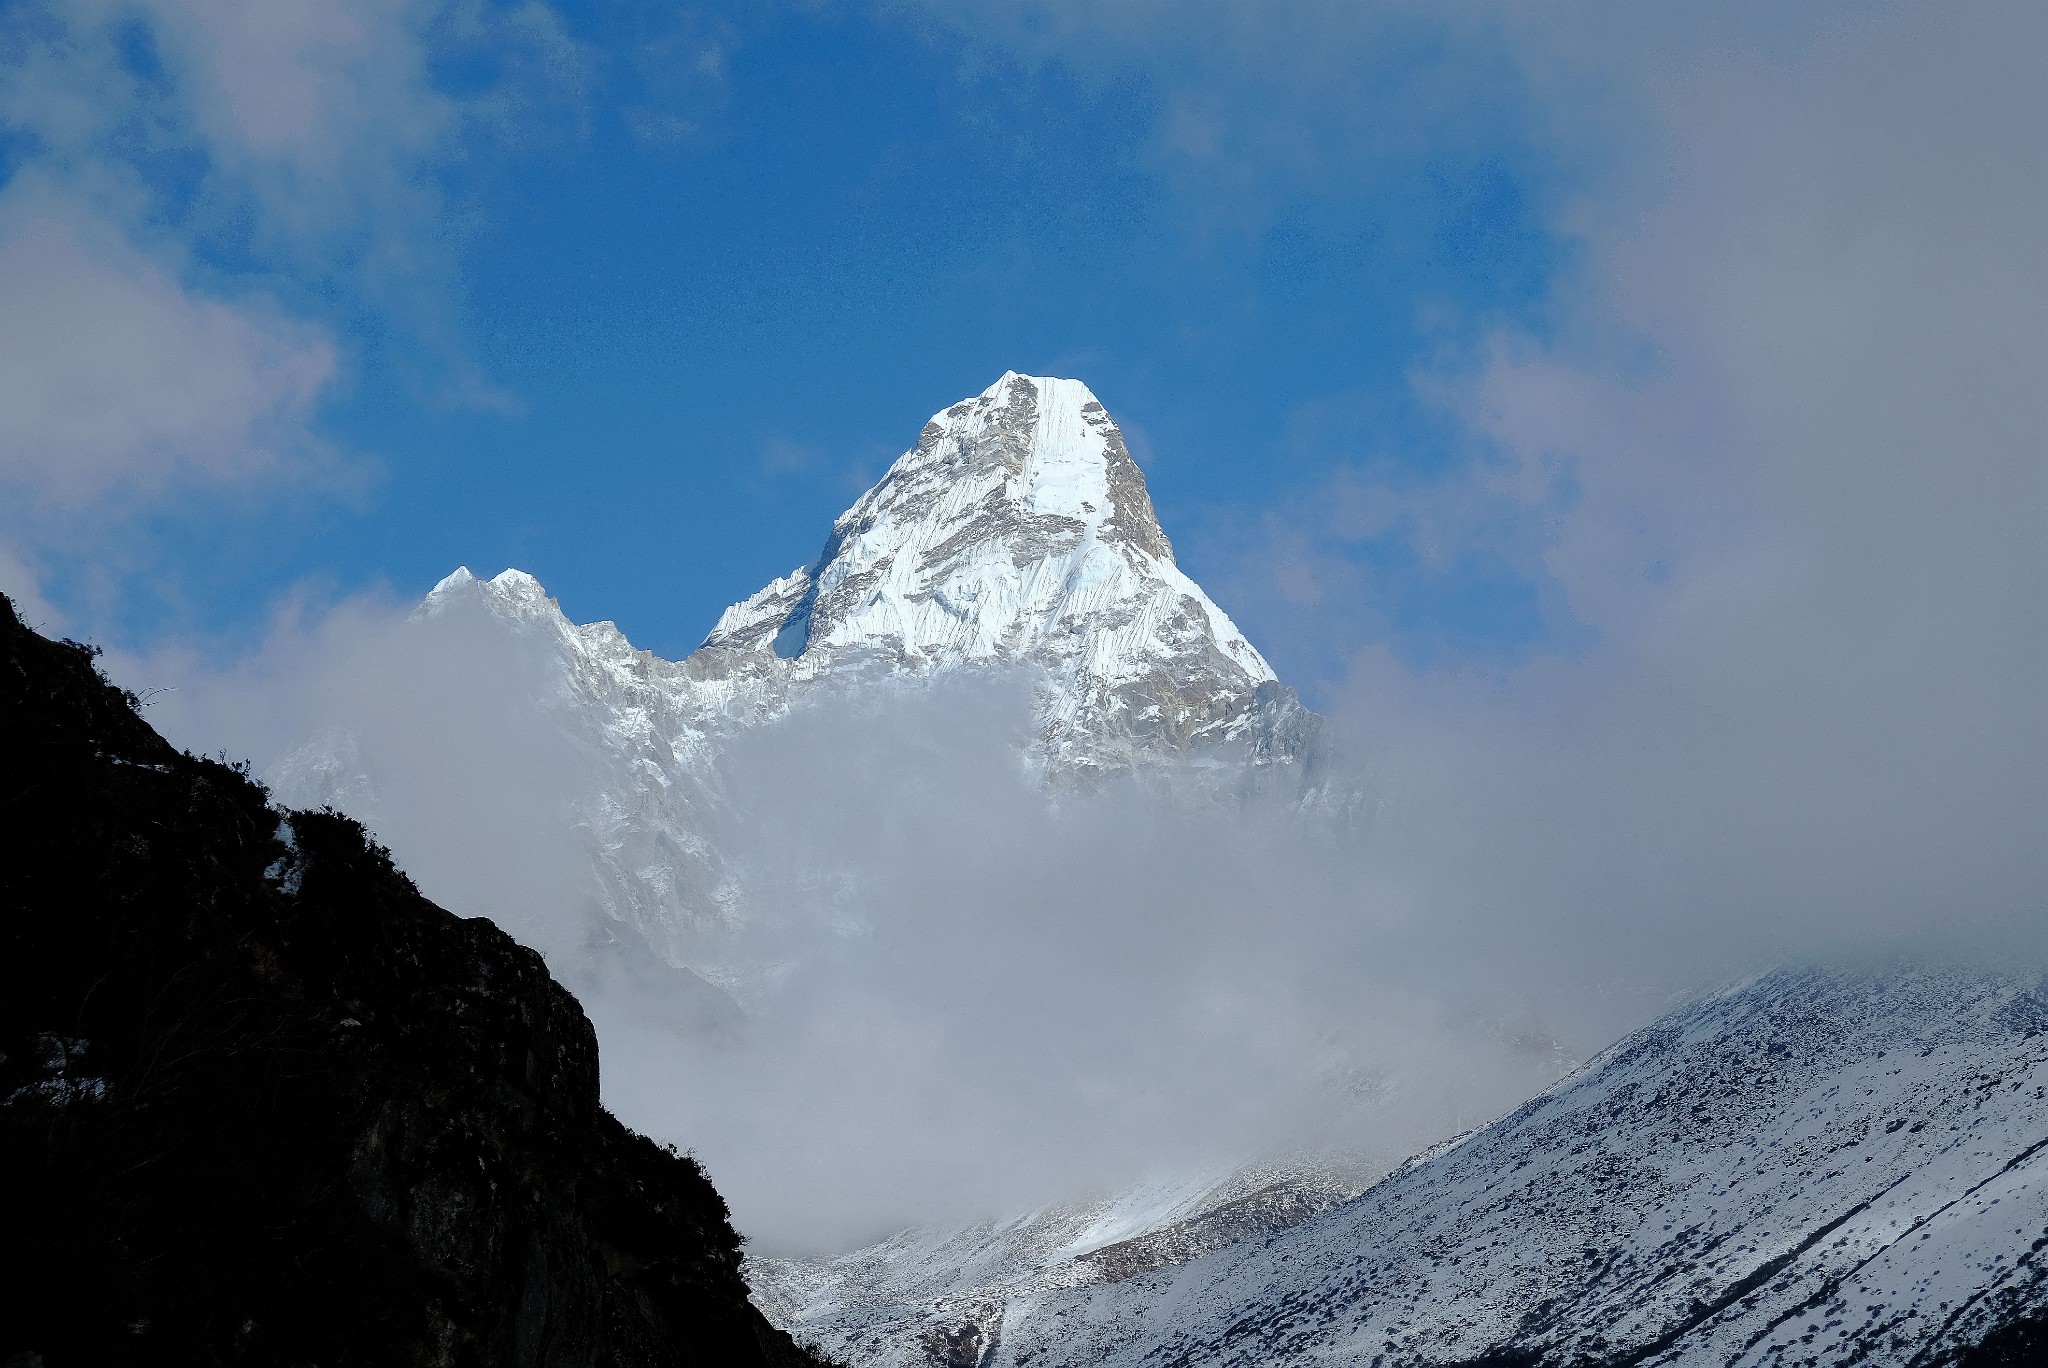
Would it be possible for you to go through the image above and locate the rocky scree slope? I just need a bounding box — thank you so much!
[927,966,2048,1368]
[0,594,830,1368]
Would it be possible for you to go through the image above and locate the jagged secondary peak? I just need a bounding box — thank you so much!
[411,567,654,706]
[418,565,555,620]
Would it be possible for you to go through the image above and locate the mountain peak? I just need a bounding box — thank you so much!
[694,374,1279,766]
[406,377,1298,775]
[418,564,559,624]
[883,373,1174,567]
[280,375,1326,976]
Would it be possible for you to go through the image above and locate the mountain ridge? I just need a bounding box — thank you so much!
[276,374,1333,966]
[882,963,2048,1368]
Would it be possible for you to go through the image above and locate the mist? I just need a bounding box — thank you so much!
[124,612,1577,1253]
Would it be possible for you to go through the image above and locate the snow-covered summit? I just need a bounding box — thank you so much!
[404,377,1306,775]
[691,373,1291,769]
[419,565,552,622]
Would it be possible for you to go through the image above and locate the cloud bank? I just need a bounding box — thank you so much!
[0,178,338,506]
[1318,2,2046,978]
[127,602,1580,1254]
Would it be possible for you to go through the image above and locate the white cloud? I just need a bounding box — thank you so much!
[0,0,581,615]
[2,0,576,265]
[1309,4,2048,989]
[0,176,339,506]
[132,0,451,260]
[0,543,61,633]
[122,0,583,273]
[116,591,1576,1254]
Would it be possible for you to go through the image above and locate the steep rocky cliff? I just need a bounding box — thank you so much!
[0,593,826,1368]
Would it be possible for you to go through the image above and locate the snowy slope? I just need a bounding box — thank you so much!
[859,965,2047,1368]
[748,1163,1368,1368]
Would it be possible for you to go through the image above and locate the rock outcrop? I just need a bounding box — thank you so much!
[0,593,827,1368]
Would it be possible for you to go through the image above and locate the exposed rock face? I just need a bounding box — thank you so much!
[1072,1177,1356,1284]
[0,594,828,1368]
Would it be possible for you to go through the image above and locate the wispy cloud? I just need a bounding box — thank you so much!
[0,0,579,622]
[0,175,340,506]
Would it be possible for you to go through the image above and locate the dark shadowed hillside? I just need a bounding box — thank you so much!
[0,593,829,1368]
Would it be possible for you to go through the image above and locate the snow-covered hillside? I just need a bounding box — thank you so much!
[748,1161,1370,1368]
[793,965,2045,1368]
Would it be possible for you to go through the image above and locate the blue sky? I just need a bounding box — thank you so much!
[0,2,2035,722]
[0,1,1579,696]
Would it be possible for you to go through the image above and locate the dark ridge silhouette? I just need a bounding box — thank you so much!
[1954,1308,2048,1367]
[0,593,831,1368]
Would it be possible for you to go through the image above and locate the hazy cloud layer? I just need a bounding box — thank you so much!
[1327,4,2046,971]
[123,603,1585,1254]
